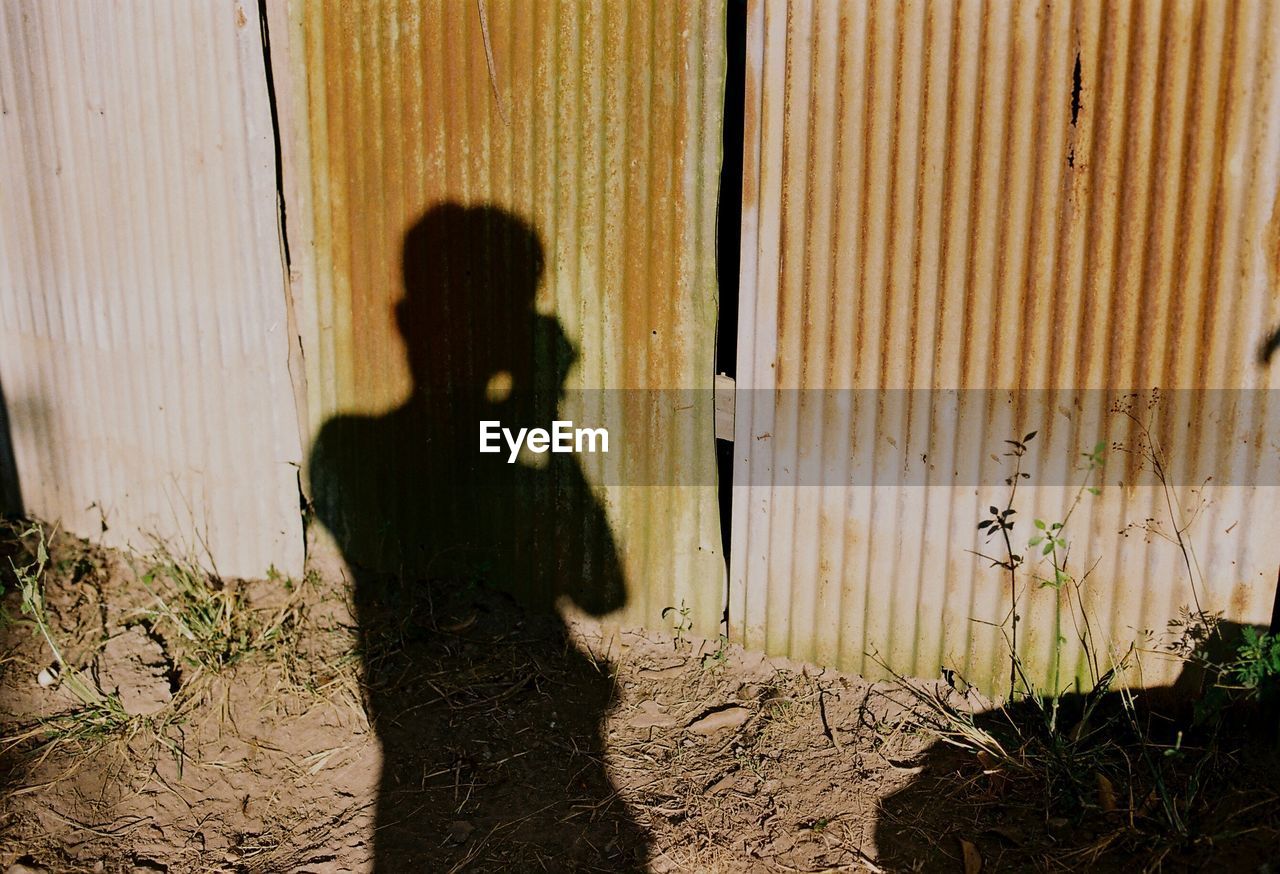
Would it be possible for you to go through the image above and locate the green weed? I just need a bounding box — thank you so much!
[5,522,133,746]
[702,633,730,672]
[139,548,306,678]
[662,600,693,648]
[1227,627,1280,696]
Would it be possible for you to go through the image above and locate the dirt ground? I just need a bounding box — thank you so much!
[0,528,1276,873]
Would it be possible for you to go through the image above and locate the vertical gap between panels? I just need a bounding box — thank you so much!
[715,0,747,632]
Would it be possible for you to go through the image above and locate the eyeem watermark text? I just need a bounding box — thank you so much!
[479,420,609,463]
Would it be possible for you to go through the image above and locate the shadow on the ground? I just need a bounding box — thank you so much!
[875,624,1280,872]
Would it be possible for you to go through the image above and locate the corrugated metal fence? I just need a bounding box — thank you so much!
[0,1,304,579]
[2,1,1276,693]
[272,0,728,633]
[732,0,1280,691]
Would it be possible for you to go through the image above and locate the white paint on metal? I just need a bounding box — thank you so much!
[0,1,304,578]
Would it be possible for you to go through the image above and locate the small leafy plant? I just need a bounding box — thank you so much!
[1229,626,1280,695]
[1181,616,1280,722]
[702,633,730,672]
[884,400,1278,866]
[662,600,693,648]
[975,430,1035,699]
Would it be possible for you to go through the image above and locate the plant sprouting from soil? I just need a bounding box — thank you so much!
[1228,626,1280,695]
[702,633,730,672]
[662,600,693,648]
[142,553,253,673]
[5,522,132,745]
[139,547,307,678]
[975,429,1035,700]
[975,430,1106,703]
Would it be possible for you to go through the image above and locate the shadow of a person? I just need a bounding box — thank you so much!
[309,203,648,871]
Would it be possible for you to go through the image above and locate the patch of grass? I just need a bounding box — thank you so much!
[3,522,134,750]
[137,547,309,680]
[1,522,367,814]
[6,526,330,742]
[140,551,254,673]
[701,634,730,672]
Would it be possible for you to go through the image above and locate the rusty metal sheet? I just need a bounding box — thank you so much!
[281,1,727,634]
[732,0,1280,692]
[0,1,305,578]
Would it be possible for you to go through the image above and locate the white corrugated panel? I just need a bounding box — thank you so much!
[732,0,1280,693]
[0,1,304,578]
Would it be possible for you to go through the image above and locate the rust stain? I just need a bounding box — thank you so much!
[302,1,692,408]
[741,37,760,217]
[1230,580,1251,619]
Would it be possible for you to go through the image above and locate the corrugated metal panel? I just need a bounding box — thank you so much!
[282,2,727,632]
[0,2,305,578]
[733,0,1280,692]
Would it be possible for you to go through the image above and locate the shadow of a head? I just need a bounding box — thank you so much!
[395,203,574,408]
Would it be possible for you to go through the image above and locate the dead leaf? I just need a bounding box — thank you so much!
[1096,772,1118,812]
[440,614,477,633]
[686,705,751,736]
[447,820,474,844]
[707,773,736,795]
[959,837,982,874]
